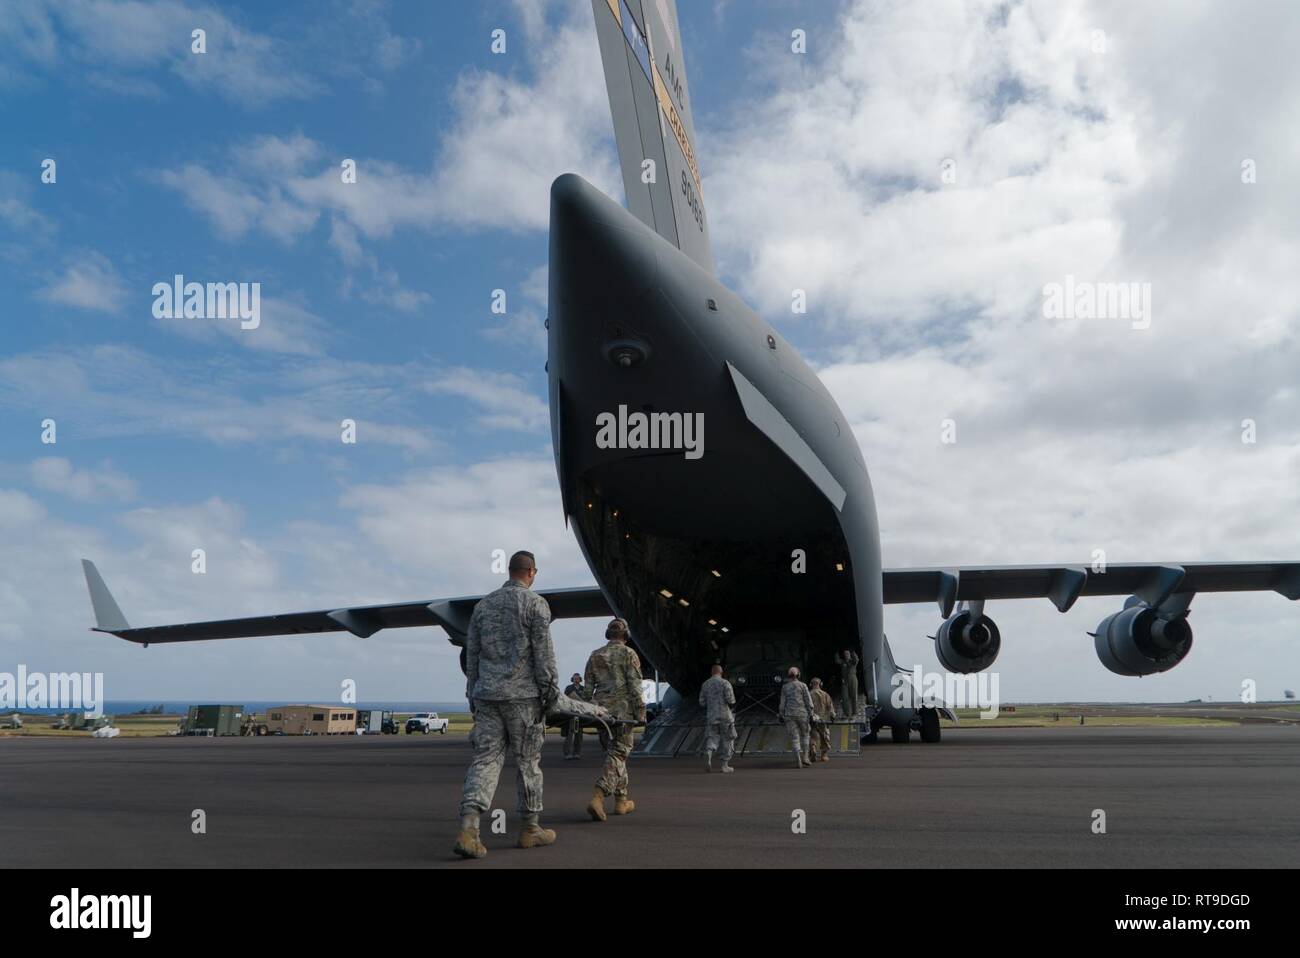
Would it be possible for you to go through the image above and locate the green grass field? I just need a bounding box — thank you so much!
[948,704,1241,728]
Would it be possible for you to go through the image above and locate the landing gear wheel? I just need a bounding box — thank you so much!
[919,707,941,743]
[890,723,910,744]
[861,715,883,745]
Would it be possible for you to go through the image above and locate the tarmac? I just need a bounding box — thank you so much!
[3,725,1298,868]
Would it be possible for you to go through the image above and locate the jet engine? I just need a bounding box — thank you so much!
[934,606,1001,673]
[1093,602,1193,676]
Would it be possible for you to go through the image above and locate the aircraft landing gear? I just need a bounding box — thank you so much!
[860,712,882,745]
[919,707,941,743]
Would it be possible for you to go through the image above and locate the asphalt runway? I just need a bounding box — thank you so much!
[3,725,1298,868]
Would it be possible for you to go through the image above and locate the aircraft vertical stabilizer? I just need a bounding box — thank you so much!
[590,0,714,274]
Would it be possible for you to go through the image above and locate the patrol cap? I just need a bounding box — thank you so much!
[605,618,630,638]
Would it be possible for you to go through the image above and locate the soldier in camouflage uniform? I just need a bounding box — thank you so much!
[699,664,736,773]
[584,618,645,821]
[839,649,861,719]
[453,551,562,859]
[778,666,815,768]
[562,672,590,760]
[808,677,835,762]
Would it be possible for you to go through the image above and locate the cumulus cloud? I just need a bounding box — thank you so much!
[0,453,597,699]
[6,0,320,104]
[37,250,128,313]
[156,2,620,245]
[697,0,1300,698]
[2,0,1296,704]
[424,367,549,433]
[29,457,137,502]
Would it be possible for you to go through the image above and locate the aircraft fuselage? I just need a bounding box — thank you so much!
[547,174,885,701]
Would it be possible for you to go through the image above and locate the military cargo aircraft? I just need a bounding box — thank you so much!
[82,0,1300,745]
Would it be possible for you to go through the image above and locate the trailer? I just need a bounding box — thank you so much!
[183,705,245,736]
[264,705,357,735]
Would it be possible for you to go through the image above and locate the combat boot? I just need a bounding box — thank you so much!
[613,794,635,815]
[452,826,487,860]
[792,751,803,768]
[820,753,829,762]
[720,762,734,773]
[704,749,714,772]
[587,787,607,822]
[517,822,557,849]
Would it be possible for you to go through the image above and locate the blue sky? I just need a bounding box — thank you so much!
[1,0,844,528]
[3,0,1299,704]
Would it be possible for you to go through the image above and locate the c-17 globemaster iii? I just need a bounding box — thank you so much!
[82,0,1300,748]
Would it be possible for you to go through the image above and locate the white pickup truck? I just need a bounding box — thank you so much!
[405,712,450,734]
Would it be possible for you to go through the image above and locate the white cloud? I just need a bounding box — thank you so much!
[483,264,548,352]
[2,0,425,103]
[158,295,332,356]
[0,171,56,237]
[29,457,137,502]
[156,3,620,246]
[37,250,128,312]
[0,452,598,700]
[695,0,1300,699]
[158,164,319,243]
[0,345,437,453]
[424,367,548,433]
[27,0,319,105]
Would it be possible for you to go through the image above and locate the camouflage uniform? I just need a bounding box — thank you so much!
[809,686,836,759]
[585,640,644,798]
[839,650,861,718]
[778,677,815,757]
[698,674,737,763]
[458,580,561,817]
[562,680,591,757]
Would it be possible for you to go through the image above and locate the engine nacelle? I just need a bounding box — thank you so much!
[935,609,1001,673]
[1093,604,1193,676]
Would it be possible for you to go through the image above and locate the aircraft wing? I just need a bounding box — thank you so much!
[591,0,713,273]
[81,559,613,646]
[882,561,1300,617]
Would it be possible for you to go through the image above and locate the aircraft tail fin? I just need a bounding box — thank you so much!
[81,559,131,633]
[590,0,713,273]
